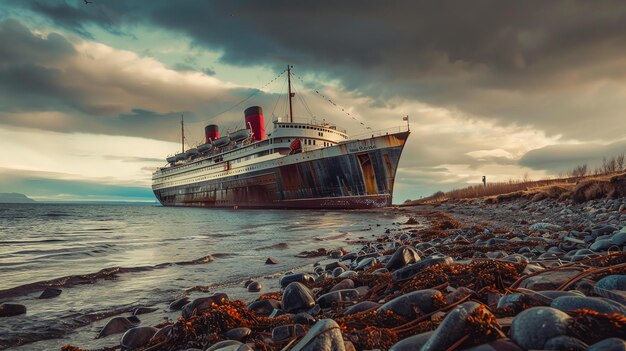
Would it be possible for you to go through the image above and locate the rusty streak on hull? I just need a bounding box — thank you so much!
[153,131,409,209]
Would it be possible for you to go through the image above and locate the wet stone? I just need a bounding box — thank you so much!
[611,232,626,245]
[279,273,315,288]
[265,257,279,264]
[271,323,306,341]
[247,281,262,292]
[324,261,348,272]
[169,297,190,311]
[282,282,316,313]
[337,270,357,279]
[519,270,579,290]
[510,307,571,350]
[354,257,378,270]
[329,278,355,292]
[596,274,626,291]
[340,252,357,261]
[97,316,136,339]
[207,340,252,351]
[332,267,344,277]
[543,336,588,351]
[587,338,626,351]
[421,301,494,351]
[343,301,381,315]
[392,257,453,281]
[316,289,359,308]
[225,327,251,341]
[293,312,316,325]
[0,303,26,317]
[377,289,442,319]
[550,295,626,315]
[182,293,229,319]
[39,287,62,299]
[247,299,281,317]
[132,306,157,315]
[462,339,524,351]
[120,326,158,350]
[590,239,614,251]
[290,319,345,351]
[385,245,421,271]
[389,331,435,351]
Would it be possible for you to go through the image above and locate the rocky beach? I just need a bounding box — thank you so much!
[6,195,620,350]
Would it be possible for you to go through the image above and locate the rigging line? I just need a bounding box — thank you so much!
[271,75,287,117]
[293,73,372,130]
[202,69,287,126]
[292,79,315,119]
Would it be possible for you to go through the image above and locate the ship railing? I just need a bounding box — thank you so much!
[350,125,409,140]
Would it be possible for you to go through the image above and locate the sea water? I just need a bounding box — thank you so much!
[0,203,405,350]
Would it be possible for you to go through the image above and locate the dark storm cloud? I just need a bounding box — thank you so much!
[27,0,133,38]
[519,139,626,173]
[20,0,626,140]
[0,19,281,142]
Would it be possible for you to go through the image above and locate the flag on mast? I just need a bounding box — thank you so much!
[290,92,296,97]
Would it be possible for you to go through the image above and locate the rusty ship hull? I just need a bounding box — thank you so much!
[153,131,409,209]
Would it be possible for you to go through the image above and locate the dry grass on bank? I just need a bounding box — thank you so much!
[406,171,626,205]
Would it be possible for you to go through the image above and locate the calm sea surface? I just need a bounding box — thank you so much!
[0,203,405,350]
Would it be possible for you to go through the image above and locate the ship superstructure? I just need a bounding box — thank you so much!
[152,67,410,209]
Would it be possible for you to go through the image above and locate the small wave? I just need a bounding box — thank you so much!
[253,242,289,250]
[173,255,215,266]
[0,254,215,299]
[212,252,239,258]
[43,213,71,217]
[313,232,348,241]
[0,239,65,244]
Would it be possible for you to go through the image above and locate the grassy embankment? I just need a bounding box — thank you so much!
[406,171,626,206]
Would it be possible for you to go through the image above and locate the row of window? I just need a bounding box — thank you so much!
[276,124,349,139]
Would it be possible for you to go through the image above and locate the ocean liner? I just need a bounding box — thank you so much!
[152,67,410,209]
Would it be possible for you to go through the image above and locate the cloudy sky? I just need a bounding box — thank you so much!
[1,1,625,202]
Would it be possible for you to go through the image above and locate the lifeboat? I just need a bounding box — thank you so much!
[166,156,177,163]
[185,148,199,158]
[212,136,231,147]
[198,143,213,153]
[230,128,250,142]
[175,153,186,161]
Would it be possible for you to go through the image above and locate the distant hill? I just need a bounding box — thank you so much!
[0,193,36,203]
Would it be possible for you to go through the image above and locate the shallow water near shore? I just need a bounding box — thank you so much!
[0,203,405,349]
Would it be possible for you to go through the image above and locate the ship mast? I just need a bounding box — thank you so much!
[181,114,185,153]
[287,65,293,123]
